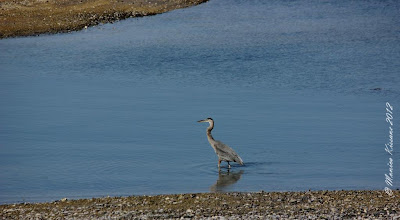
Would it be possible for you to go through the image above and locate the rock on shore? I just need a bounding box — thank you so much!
[0,0,209,38]
[1,190,399,219]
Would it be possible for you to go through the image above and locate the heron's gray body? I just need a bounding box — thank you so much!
[198,118,244,168]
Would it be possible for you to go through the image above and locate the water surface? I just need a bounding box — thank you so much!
[0,0,399,204]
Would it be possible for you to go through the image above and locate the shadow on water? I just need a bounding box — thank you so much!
[192,160,285,175]
[210,170,244,192]
[208,161,282,192]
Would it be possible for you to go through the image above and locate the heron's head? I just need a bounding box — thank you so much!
[197,117,213,123]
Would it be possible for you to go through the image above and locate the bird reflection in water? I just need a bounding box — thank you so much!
[210,170,244,192]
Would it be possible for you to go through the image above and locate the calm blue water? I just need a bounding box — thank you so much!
[1,0,399,204]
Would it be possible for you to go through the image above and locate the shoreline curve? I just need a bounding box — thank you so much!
[0,0,209,39]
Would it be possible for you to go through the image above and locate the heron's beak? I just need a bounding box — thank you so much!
[197,119,206,123]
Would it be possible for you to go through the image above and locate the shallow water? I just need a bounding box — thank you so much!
[0,0,399,204]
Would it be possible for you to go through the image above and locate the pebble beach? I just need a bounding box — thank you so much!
[1,190,399,219]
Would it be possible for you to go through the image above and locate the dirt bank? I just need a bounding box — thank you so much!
[0,0,208,38]
[1,190,399,219]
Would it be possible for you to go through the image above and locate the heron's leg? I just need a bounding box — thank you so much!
[218,159,221,168]
[228,161,231,169]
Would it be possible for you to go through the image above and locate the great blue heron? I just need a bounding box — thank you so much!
[198,118,244,169]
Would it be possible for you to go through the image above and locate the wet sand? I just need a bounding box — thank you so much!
[1,190,399,219]
[0,0,208,38]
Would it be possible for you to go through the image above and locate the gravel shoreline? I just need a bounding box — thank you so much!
[0,0,209,38]
[1,190,399,219]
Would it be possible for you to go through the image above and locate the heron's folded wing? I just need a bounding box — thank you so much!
[214,141,243,164]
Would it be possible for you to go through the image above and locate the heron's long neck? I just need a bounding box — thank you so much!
[206,121,215,142]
